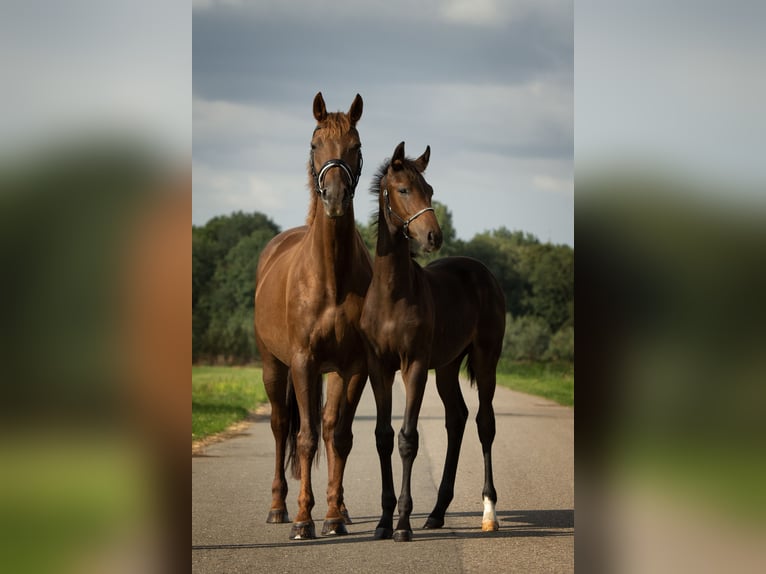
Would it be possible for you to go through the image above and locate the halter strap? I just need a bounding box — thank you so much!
[383,188,435,240]
[310,149,363,198]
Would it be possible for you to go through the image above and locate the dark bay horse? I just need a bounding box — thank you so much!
[254,93,372,540]
[360,142,506,542]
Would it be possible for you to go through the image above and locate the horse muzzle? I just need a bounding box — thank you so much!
[319,186,354,218]
[407,212,443,253]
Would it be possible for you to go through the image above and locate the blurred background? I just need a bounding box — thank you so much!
[0,1,189,573]
[1,0,764,573]
[576,1,766,572]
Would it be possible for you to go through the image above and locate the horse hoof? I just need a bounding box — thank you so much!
[423,516,444,529]
[266,509,289,524]
[374,527,393,540]
[289,521,316,540]
[341,507,353,525]
[482,519,499,532]
[393,529,413,542]
[321,519,348,536]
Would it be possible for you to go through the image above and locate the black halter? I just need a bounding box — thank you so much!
[310,148,363,198]
[382,188,435,240]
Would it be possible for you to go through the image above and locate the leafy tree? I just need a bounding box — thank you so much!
[519,243,574,332]
[502,314,552,362]
[544,326,574,362]
[192,212,280,362]
[355,218,376,255]
[462,227,529,317]
[192,204,574,365]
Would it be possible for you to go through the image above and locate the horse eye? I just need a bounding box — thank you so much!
[398,188,408,195]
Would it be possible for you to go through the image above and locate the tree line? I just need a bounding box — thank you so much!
[193,203,573,364]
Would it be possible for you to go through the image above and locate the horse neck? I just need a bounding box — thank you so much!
[307,201,358,291]
[372,205,416,293]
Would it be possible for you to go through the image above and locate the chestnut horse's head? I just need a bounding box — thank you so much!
[378,141,443,254]
[309,92,363,219]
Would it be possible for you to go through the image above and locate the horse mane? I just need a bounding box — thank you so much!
[305,112,354,225]
[369,155,424,197]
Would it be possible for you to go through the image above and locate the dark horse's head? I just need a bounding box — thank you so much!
[376,141,443,254]
[309,92,363,219]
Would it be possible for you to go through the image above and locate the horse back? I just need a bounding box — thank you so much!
[423,256,506,365]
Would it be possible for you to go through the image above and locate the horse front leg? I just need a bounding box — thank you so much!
[369,362,396,540]
[321,370,366,535]
[288,355,321,540]
[394,360,429,542]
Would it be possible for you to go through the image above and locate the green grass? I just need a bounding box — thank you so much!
[495,361,574,406]
[192,365,268,442]
[615,436,766,526]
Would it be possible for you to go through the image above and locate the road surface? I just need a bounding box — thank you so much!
[192,373,573,573]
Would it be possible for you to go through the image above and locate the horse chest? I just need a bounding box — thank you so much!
[305,303,362,353]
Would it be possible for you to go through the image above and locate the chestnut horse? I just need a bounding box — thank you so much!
[254,93,371,540]
[360,142,505,542]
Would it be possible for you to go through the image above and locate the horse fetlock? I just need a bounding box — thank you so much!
[382,493,397,513]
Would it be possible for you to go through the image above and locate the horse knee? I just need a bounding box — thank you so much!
[297,429,318,459]
[322,411,337,443]
[334,432,353,459]
[398,428,419,459]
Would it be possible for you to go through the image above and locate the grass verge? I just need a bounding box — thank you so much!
[495,361,574,407]
[192,365,267,442]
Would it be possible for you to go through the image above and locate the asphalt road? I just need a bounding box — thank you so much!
[192,373,574,573]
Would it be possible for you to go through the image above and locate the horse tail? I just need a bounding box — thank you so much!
[285,377,300,479]
[285,373,323,480]
[464,348,478,388]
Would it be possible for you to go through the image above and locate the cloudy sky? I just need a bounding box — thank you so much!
[193,0,573,245]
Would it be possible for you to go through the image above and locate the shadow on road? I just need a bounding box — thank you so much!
[192,509,573,551]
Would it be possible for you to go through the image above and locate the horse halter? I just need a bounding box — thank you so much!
[310,147,363,199]
[383,188,435,240]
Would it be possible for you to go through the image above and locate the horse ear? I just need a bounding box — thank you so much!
[348,94,363,125]
[414,145,430,172]
[313,92,327,122]
[391,141,406,171]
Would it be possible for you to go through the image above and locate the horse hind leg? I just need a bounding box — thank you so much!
[261,351,291,524]
[472,349,499,532]
[424,357,468,530]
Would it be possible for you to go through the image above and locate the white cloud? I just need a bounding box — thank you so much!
[441,0,507,27]
[533,175,573,195]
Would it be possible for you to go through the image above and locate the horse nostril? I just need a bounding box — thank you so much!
[428,231,435,245]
